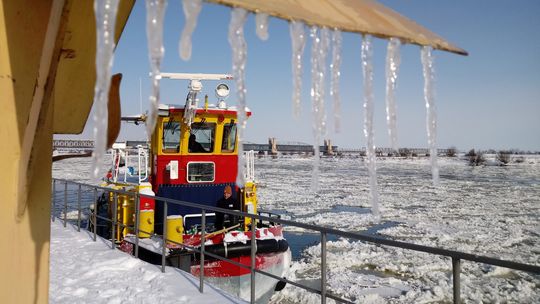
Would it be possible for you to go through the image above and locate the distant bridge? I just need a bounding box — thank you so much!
[243,143,336,155]
[53,139,333,154]
[54,139,453,156]
[53,139,149,150]
[53,139,94,152]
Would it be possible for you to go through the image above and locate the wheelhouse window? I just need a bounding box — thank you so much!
[187,162,215,182]
[162,120,180,153]
[189,122,215,153]
[221,122,237,153]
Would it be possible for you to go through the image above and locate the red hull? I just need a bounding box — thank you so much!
[191,251,287,277]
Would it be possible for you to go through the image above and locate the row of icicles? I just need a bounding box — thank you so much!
[91,0,440,221]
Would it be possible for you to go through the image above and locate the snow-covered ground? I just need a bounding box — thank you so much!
[49,220,245,303]
[52,154,539,303]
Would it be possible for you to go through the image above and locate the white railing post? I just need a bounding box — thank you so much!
[244,150,255,181]
[123,149,128,183]
[250,150,255,180]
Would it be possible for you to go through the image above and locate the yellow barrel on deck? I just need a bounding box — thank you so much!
[243,181,258,230]
[120,194,134,238]
[166,215,183,245]
[107,185,135,240]
[139,209,154,238]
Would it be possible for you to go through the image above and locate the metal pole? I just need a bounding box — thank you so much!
[52,179,56,222]
[93,188,97,241]
[199,210,206,292]
[77,184,81,232]
[452,258,461,304]
[111,192,117,249]
[63,181,68,227]
[250,216,257,304]
[321,232,327,304]
[134,193,140,258]
[161,202,168,273]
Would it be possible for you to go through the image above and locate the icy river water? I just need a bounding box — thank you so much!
[53,154,539,303]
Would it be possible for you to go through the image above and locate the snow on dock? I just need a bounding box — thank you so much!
[49,220,245,303]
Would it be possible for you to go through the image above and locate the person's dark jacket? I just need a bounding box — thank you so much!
[214,196,240,230]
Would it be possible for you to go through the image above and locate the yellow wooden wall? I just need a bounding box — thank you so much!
[0,1,133,302]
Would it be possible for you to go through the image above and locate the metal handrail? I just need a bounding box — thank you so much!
[51,178,540,304]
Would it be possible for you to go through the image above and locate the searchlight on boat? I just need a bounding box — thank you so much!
[216,83,230,99]
[216,83,230,109]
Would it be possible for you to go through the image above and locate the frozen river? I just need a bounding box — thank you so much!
[53,154,539,303]
[256,155,539,303]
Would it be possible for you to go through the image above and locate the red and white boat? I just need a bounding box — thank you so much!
[93,73,291,303]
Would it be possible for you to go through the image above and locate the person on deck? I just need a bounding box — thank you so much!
[214,185,240,231]
[188,134,207,153]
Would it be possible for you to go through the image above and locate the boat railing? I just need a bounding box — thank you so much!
[51,178,540,304]
[244,150,256,182]
[110,144,149,184]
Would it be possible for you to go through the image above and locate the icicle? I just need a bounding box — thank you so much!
[385,38,401,154]
[289,21,306,118]
[255,12,269,41]
[421,46,440,186]
[91,0,120,180]
[145,0,168,140]
[330,29,342,133]
[228,8,249,187]
[310,27,321,191]
[309,26,330,192]
[179,0,202,61]
[361,35,380,220]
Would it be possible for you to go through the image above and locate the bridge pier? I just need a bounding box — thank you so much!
[268,137,278,156]
[323,139,334,156]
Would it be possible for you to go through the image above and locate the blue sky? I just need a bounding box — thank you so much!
[93,0,540,151]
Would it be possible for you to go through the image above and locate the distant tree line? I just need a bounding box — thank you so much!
[339,146,537,162]
[465,149,527,166]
